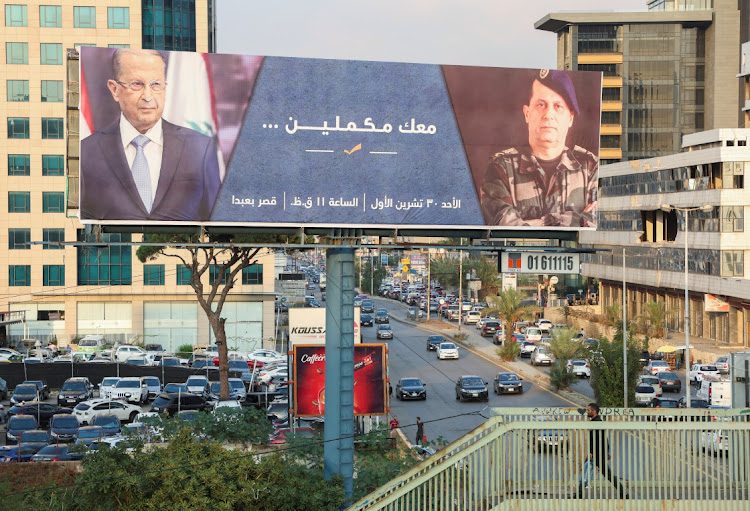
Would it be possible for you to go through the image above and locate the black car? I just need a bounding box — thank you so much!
[48,414,80,443]
[91,414,121,437]
[426,335,445,351]
[494,372,523,395]
[656,371,681,392]
[23,380,50,400]
[374,310,390,324]
[362,301,374,313]
[150,392,210,416]
[482,321,501,337]
[639,350,651,366]
[31,444,85,462]
[678,397,709,409]
[57,377,94,406]
[6,414,38,443]
[395,377,426,400]
[18,430,50,453]
[649,397,681,421]
[10,384,40,405]
[360,314,373,327]
[8,403,74,428]
[455,375,489,402]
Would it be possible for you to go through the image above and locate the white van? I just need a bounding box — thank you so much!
[696,377,731,407]
[525,327,543,342]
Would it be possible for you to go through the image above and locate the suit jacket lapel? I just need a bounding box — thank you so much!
[152,121,183,211]
[99,123,148,215]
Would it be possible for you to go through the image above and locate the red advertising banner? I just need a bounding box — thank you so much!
[293,344,386,417]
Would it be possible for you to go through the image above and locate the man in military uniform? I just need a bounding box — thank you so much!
[481,69,598,227]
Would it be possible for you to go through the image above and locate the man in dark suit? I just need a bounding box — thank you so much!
[80,49,220,222]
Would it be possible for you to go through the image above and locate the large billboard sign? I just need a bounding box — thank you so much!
[293,344,386,417]
[78,47,601,230]
[288,308,361,345]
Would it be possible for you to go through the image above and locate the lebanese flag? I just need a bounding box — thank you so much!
[164,52,226,179]
[79,59,94,140]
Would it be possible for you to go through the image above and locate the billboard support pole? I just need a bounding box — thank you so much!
[324,246,355,500]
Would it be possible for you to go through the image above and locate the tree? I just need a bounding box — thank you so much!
[637,300,669,338]
[588,328,641,407]
[429,254,499,301]
[483,288,539,346]
[547,327,585,390]
[604,303,622,328]
[137,233,291,399]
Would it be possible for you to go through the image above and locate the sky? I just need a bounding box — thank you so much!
[217,0,647,69]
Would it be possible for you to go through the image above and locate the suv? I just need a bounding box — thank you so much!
[185,376,210,398]
[455,376,489,402]
[110,377,149,404]
[482,321,501,337]
[113,345,148,363]
[57,377,94,406]
[151,393,210,416]
[6,414,38,443]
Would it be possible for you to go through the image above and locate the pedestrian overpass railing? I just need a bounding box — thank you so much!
[349,407,750,511]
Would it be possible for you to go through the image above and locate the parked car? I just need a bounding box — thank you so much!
[426,335,445,351]
[76,425,104,446]
[376,324,394,340]
[6,415,38,443]
[437,342,459,360]
[360,313,373,327]
[689,364,720,386]
[494,372,523,395]
[634,384,656,406]
[160,356,181,367]
[637,375,663,397]
[17,430,50,454]
[455,375,489,402]
[7,404,73,428]
[678,397,709,409]
[649,397,681,420]
[10,384,40,405]
[395,377,427,400]
[31,444,85,462]
[644,360,671,376]
[48,414,80,443]
[73,398,142,425]
[98,377,121,399]
[657,371,681,393]
[113,345,148,363]
[150,393,210,416]
[91,414,121,437]
[110,377,149,404]
[0,444,39,463]
[247,349,285,365]
[23,380,50,400]
[713,356,729,374]
[566,360,591,378]
[163,383,189,394]
[531,346,554,366]
[57,377,94,406]
[185,376,210,398]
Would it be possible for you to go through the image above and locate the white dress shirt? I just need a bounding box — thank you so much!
[118,114,164,200]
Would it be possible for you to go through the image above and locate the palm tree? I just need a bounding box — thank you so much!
[484,288,539,346]
[638,300,670,338]
[604,303,622,328]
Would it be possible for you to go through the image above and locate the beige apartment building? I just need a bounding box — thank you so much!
[1,1,278,352]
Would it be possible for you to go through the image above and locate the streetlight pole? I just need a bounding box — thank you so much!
[623,248,628,408]
[661,204,712,409]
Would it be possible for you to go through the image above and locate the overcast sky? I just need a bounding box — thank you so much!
[217,0,647,69]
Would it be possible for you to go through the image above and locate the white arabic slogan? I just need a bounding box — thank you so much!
[231,194,461,211]
[283,116,437,135]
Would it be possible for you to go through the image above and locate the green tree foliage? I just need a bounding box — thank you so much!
[604,303,622,328]
[588,328,642,407]
[429,253,499,300]
[176,343,194,359]
[637,300,669,338]
[357,256,388,294]
[548,361,577,391]
[548,326,585,362]
[496,341,520,361]
[483,288,539,346]
[140,408,273,446]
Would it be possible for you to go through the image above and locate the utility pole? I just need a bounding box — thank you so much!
[458,249,463,332]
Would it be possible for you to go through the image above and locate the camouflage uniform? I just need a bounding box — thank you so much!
[481,145,598,227]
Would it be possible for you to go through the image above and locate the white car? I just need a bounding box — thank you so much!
[525,327,543,342]
[463,311,481,325]
[73,398,142,425]
[531,346,554,366]
[185,375,210,397]
[701,430,729,456]
[113,345,148,363]
[247,349,285,365]
[110,377,149,404]
[142,376,163,401]
[689,364,721,386]
[98,377,121,399]
[637,375,663,397]
[566,359,591,378]
[634,384,657,406]
[0,347,22,361]
[644,360,671,376]
[259,367,288,384]
[437,342,459,360]
[536,319,552,330]
[476,316,498,329]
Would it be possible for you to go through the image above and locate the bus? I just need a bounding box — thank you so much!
[77,335,105,357]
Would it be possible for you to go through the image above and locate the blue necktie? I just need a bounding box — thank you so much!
[131,135,153,212]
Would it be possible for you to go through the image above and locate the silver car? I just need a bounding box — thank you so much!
[531,346,554,366]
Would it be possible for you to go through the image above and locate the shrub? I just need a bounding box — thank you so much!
[549,360,578,390]
[176,343,194,359]
[496,342,520,361]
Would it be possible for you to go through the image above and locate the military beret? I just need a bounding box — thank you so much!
[534,69,580,117]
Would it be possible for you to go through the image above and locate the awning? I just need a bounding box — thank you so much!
[656,345,677,353]
[673,345,694,350]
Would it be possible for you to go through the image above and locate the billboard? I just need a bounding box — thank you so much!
[293,344,386,417]
[288,307,361,345]
[705,294,729,313]
[78,47,601,230]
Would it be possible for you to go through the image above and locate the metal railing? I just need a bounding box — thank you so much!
[349,407,750,511]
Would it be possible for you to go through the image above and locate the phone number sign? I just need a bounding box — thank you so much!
[500,252,580,274]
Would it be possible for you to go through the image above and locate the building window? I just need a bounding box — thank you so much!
[107,7,130,29]
[43,228,65,249]
[8,192,30,213]
[209,265,229,285]
[176,264,192,285]
[108,44,130,48]
[242,264,263,285]
[40,43,62,65]
[143,264,165,285]
[9,265,30,286]
[41,80,63,102]
[721,251,744,277]
[77,232,132,286]
[7,117,29,138]
[76,43,96,48]
[721,206,744,232]
[9,228,31,249]
[43,265,65,286]
[5,4,27,26]
[8,154,30,176]
[5,42,28,64]
[39,5,62,27]
[42,117,64,139]
[74,6,96,28]
[6,79,28,101]
[42,155,64,176]
[42,192,65,212]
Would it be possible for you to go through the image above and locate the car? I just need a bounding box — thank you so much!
[374,310,390,324]
[227,360,251,375]
[160,356,181,367]
[656,371,681,393]
[531,346,554,366]
[57,377,94,406]
[701,429,730,456]
[48,414,80,443]
[23,380,50,400]
[678,397,709,409]
[481,321,501,337]
[7,404,73,428]
[6,414,38,443]
[0,444,40,463]
[208,380,246,401]
[30,444,85,462]
[714,356,729,374]
[525,327,543,342]
[185,376,210,398]
[566,360,591,378]
[266,400,290,422]
[270,427,316,445]
[0,347,23,362]
[113,345,148,363]
[258,366,289,383]
[426,335,445,351]
[163,383,189,394]
[644,360,671,376]
[91,414,121,437]
[73,398,143,425]
[492,328,507,345]
[639,350,652,366]
[110,377,149,404]
[689,364,720,386]
[17,429,50,454]
[360,313,374,327]
[150,393,211,416]
[376,324,394,339]
[494,372,523,394]
[142,376,163,401]
[247,349,285,365]
[649,397,681,420]
[476,316,498,329]
[637,375,663,397]
[463,311,481,325]
[534,418,568,451]
[76,425,104,446]
[455,375,489,402]
[395,377,426,400]
[361,300,374,313]
[513,333,527,344]
[634,384,656,406]
[437,342,459,360]
[10,384,40,405]
[406,307,424,320]
[519,341,537,358]
[213,398,243,411]
[98,377,121,399]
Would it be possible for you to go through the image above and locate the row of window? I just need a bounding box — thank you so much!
[7,80,62,102]
[7,263,264,287]
[8,154,63,175]
[9,228,64,249]
[6,42,61,65]
[601,162,747,197]
[584,248,743,278]
[7,117,63,139]
[598,207,744,233]
[8,192,64,213]
[5,5,129,29]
